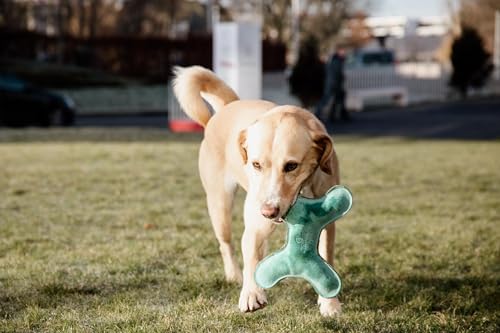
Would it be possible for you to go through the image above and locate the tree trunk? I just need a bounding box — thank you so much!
[78,0,86,37]
[89,0,98,38]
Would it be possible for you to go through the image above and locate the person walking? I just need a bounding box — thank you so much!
[315,47,350,124]
[288,37,325,109]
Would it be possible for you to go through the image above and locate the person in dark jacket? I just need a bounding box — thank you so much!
[315,47,350,123]
[288,37,325,109]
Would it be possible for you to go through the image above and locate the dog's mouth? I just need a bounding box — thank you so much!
[271,189,303,224]
[272,217,285,224]
[267,185,307,225]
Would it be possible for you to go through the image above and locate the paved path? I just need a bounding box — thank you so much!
[326,98,500,140]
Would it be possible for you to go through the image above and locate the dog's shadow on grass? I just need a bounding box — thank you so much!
[0,260,239,320]
[269,273,500,319]
[0,271,162,319]
[3,262,498,321]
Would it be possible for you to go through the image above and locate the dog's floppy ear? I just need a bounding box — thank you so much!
[313,134,333,175]
[238,129,248,164]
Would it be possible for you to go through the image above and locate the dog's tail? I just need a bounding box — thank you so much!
[172,66,239,127]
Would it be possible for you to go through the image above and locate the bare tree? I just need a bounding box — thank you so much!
[0,0,29,30]
[77,0,86,36]
[261,0,366,58]
[88,0,98,37]
[301,0,350,53]
[458,0,500,53]
[118,0,201,37]
[343,11,372,50]
[262,0,291,42]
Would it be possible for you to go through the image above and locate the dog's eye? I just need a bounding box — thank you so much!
[284,162,298,173]
[252,161,262,171]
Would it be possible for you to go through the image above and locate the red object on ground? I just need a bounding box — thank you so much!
[169,119,204,133]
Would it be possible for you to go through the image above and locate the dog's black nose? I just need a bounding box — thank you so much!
[261,204,280,219]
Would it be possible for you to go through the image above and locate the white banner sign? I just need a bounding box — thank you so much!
[213,22,262,100]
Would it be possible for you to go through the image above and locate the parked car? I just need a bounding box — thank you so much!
[0,74,76,127]
[345,49,396,68]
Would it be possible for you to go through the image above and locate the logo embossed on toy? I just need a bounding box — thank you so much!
[295,230,315,254]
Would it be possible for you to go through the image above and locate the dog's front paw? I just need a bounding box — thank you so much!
[318,297,342,317]
[238,287,267,312]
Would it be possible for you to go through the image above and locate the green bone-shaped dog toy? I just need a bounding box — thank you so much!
[255,185,353,298]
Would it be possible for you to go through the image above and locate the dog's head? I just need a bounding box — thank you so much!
[238,106,334,223]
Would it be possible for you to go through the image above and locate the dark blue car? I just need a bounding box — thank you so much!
[0,75,76,127]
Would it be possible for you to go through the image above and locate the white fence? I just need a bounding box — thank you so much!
[60,63,500,118]
[350,63,500,103]
[345,63,452,104]
[57,85,169,115]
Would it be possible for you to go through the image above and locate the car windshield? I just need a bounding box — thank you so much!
[361,52,394,65]
[0,75,26,91]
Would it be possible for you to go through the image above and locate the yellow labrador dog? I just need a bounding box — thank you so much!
[173,66,342,316]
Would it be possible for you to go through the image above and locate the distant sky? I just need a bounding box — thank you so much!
[367,0,449,18]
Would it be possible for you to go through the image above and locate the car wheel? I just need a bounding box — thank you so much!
[47,109,64,127]
[62,109,75,126]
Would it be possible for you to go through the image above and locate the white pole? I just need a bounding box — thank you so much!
[206,0,213,33]
[290,0,302,65]
[494,10,500,80]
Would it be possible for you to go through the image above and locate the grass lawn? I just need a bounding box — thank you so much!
[0,129,499,332]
